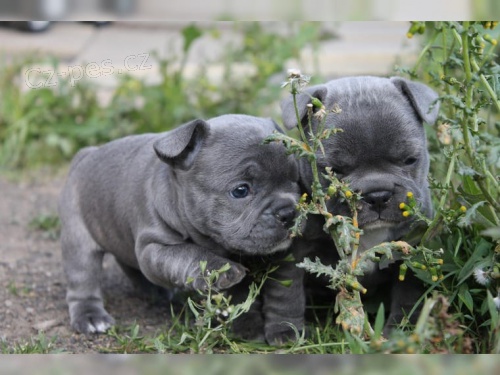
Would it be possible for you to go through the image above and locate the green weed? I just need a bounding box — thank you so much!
[29,214,60,240]
[0,332,61,354]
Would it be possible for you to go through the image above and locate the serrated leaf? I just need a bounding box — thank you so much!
[296,257,336,279]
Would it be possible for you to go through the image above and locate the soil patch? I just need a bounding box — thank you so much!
[0,171,171,353]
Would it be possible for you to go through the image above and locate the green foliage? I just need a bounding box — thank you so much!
[1,333,61,354]
[28,213,60,240]
[0,23,322,169]
[397,21,500,353]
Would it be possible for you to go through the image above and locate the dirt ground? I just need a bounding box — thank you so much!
[0,170,173,353]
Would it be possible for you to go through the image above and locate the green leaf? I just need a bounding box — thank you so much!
[457,238,492,284]
[482,226,500,240]
[277,279,293,287]
[486,291,499,329]
[218,262,231,273]
[458,284,474,313]
[199,260,207,274]
[373,303,385,339]
[462,175,482,195]
[181,24,203,53]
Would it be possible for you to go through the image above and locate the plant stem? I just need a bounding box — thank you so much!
[460,23,500,217]
[421,150,457,245]
[413,27,440,73]
[292,93,309,144]
[470,58,500,112]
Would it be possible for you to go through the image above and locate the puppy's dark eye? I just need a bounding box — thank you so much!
[404,157,418,166]
[230,184,250,199]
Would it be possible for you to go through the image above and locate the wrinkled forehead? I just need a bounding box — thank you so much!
[322,94,427,161]
[195,136,298,184]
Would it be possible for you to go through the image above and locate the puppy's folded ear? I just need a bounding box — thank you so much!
[153,119,209,170]
[390,77,440,125]
[280,85,328,130]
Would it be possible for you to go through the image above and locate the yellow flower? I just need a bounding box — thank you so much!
[402,211,410,217]
[460,205,467,212]
[406,192,414,198]
[345,190,353,199]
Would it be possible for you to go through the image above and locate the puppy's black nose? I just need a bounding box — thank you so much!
[275,206,297,228]
[363,190,393,212]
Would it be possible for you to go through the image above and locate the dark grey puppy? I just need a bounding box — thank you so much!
[58,114,304,344]
[281,76,439,331]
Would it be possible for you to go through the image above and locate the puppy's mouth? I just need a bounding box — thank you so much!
[360,220,398,231]
[265,236,293,253]
[243,236,293,255]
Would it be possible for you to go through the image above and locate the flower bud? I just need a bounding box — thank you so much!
[299,193,308,204]
[430,267,438,282]
[411,261,427,270]
[399,263,408,281]
[311,97,323,108]
[483,34,498,46]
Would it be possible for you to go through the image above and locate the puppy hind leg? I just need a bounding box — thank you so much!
[383,268,424,335]
[116,260,174,303]
[262,262,306,346]
[61,228,115,334]
[227,278,266,342]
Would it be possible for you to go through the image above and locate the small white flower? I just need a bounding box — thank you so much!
[282,69,311,94]
[215,308,221,315]
[287,68,302,78]
[473,268,490,286]
[222,310,229,317]
[226,306,233,313]
[494,295,500,311]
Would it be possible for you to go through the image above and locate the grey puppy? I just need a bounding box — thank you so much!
[281,76,439,331]
[58,114,305,344]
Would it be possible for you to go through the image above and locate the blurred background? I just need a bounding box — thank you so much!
[0,19,425,169]
[0,0,494,21]
[0,0,499,169]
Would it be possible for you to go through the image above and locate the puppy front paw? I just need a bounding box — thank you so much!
[70,304,115,334]
[265,323,303,346]
[192,261,247,291]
